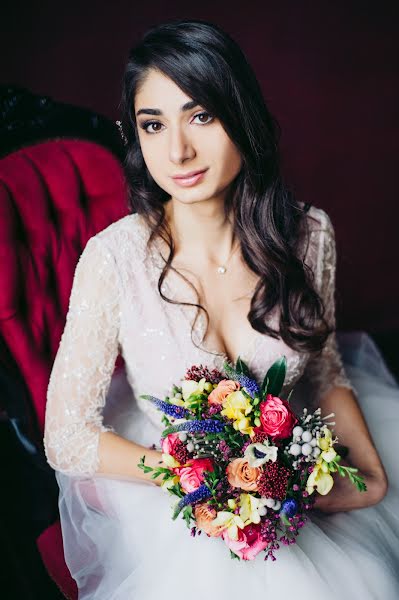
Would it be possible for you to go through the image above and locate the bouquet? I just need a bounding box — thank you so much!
[138,356,366,561]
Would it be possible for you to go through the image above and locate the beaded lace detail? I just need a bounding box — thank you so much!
[44,206,355,476]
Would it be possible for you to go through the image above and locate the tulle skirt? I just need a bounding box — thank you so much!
[56,332,399,599]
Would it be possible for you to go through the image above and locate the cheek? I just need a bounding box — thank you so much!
[216,138,242,180]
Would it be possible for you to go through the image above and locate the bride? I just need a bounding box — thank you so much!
[44,19,399,599]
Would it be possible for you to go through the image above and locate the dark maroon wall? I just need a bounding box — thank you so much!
[1,1,398,332]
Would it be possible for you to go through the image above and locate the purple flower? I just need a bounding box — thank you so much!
[162,419,225,438]
[140,395,191,419]
[173,484,212,519]
[281,498,299,517]
[236,374,260,398]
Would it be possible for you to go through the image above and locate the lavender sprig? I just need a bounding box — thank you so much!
[140,395,190,419]
[162,419,225,438]
[173,484,212,519]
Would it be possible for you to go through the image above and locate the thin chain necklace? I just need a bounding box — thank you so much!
[216,240,240,274]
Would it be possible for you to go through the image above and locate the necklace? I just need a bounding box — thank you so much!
[216,241,240,274]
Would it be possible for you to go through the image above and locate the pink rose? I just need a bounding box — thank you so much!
[174,458,214,493]
[259,394,298,440]
[208,379,240,405]
[223,524,267,561]
[161,433,181,457]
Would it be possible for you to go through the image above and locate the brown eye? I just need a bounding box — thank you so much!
[140,121,164,134]
[192,112,214,125]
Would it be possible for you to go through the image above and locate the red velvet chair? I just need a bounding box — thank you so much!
[0,88,129,598]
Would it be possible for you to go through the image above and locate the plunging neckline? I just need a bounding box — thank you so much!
[141,216,270,369]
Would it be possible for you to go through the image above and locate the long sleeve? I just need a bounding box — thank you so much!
[302,211,356,401]
[44,236,121,477]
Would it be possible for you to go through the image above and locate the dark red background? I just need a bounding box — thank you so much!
[1,0,398,332]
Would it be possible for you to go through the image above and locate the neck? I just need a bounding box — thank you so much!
[164,197,237,267]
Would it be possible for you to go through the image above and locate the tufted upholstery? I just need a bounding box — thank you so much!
[0,138,129,598]
[0,139,129,431]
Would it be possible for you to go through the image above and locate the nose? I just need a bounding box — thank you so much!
[168,125,196,164]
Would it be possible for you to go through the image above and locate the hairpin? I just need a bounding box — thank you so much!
[115,120,128,146]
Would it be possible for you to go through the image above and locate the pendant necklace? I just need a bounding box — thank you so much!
[216,241,240,274]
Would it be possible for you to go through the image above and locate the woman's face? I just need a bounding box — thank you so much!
[134,69,243,207]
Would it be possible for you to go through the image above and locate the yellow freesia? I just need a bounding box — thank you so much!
[317,427,334,451]
[170,396,185,406]
[239,493,261,525]
[221,391,253,434]
[306,427,339,495]
[162,453,180,468]
[317,426,338,462]
[321,447,337,463]
[161,475,180,490]
[221,391,252,419]
[306,461,334,496]
[212,511,245,540]
[181,378,207,401]
[233,416,254,436]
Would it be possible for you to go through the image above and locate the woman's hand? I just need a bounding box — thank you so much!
[309,385,388,514]
[97,431,164,485]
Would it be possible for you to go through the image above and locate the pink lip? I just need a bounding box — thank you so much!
[171,168,208,187]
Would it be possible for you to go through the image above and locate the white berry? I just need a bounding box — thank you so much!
[301,443,313,456]
[293,426,304,437]
[186,442,194,453]
[310,437,317,447]
[178,432,187,442]
[312,447,321,458]
[258,506,267,516]
[289,443,302,456]
[273,500,281,511]
[301,431,312,443]
[265,498,276,508]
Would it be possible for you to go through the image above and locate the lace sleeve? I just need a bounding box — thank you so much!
[302,211,356,401]
[43,236,120,477]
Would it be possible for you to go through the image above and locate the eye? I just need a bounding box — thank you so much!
[140,120,164,134]
[192,111,214,125]
[139,111,214,135]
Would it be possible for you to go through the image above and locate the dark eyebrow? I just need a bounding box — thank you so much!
[136,100,199,117]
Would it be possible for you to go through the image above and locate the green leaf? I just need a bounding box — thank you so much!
[230,550,241,560]
[262,356,287,396]
[137,455,154,474]
[182,505,193,528]
[223,361,238,380]
[236,356,250,376]
[161,415,170,427]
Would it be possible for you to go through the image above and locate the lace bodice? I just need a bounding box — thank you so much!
[44,206,355,476]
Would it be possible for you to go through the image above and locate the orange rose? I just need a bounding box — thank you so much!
[194,503,225,537]
[226,458,260,492]
[208,379,240,405]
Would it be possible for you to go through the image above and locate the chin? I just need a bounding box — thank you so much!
[171,190,215,205]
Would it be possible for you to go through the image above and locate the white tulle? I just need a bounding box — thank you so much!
[56,332,399,600]
[44,209,399,597]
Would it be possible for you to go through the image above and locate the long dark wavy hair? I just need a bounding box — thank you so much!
[119,19,332,357]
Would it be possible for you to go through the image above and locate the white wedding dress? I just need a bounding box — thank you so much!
[44,207,399,599]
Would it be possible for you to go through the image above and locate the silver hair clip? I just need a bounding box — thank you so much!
[115,120,128,146]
